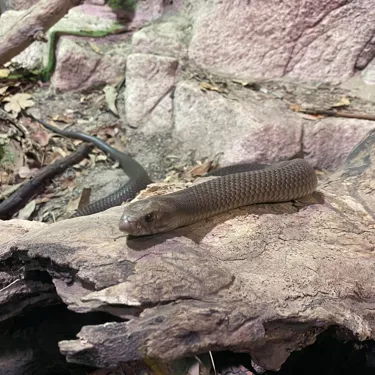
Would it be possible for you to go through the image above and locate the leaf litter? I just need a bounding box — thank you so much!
[0,84,220,223]
[0,89,128,221]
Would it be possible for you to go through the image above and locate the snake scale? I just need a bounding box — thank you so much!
[119,159,317,235]
[32,116,317,236]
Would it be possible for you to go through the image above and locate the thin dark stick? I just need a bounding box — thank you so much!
[296,108,375,121]
[0,143,92,220]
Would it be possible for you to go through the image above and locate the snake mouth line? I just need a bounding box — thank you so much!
[119,217,139,234]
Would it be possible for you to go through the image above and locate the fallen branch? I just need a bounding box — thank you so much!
[0,0,84,66]
[292,106,375,121]
[0,143,92,219]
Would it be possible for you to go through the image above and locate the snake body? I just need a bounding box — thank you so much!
[119,159,317,236]
[30,116,151,217]
[30,116,317,234]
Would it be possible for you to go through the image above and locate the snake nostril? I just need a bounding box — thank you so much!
[119,216,135,234]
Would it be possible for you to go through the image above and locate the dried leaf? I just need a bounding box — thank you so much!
[103,85,119,116]
[188,160,213,177]
[233,79,262,90]
[35,195,54,204]
[73,139,83,147]
[289,103,302,112]
[0,181,25,199]
[200,81,221,92]
[1,140,25,172]
[0,69,10,78]
[18,165,32,178]
[52,114,73,123]
[0,86,9,95]
[76,187,91,210]
[93,93,106,105]
[96,154,108,162]
[0,170,10,183]
[89,153,96,167]
[96,125,117,138]
[31,129,51,147]
[66,195,81,214]
[3,100,20,115]
[45,151,64,165]
[17,199,36,219]
[77,158,90,168]
[113,136,126,153]
[232,79,249,86]
[51,146,67,158]
[3,93,35,115]
[89,42,102,54]
[332,97,350,108]
[59,178,77,190]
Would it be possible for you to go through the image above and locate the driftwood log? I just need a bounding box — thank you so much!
[1,129,375,372]
[0,0,83,66]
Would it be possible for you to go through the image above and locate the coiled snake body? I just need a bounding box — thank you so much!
[31,116,317,236]
[30,116,151,217]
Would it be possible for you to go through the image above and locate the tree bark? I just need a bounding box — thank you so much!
[1,130,375,371]
[0,0,84,66]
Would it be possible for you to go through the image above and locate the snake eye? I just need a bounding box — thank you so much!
[144,213,154,222]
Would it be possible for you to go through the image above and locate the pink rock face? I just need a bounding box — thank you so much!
[72,1,165,26]
[49,1,168,92]
[52,38,128,92]
[132,15,190,59]
[0,0,38,11]
[173,81,303,165]
[3,0,371,171]
[303,118,375,170]
[125,53,178,130]
[189,0,375,83]
[129,0,164,29]
[70,4,120,21]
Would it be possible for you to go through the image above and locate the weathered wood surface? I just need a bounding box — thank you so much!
[1,130,375,371]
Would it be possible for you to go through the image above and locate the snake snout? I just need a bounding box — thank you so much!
[119,216,138,234]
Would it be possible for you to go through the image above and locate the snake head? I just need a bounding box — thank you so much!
[119,196,177,236]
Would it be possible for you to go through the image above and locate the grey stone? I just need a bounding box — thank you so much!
[0,0,38,12]
[128,0,164,29]
[132,15,191,59]
[362,57,375,85]
[173,81,303,165]
[188,0,375,83]
[304,118,375,170]
[124,53,178,130]
[52,38,128,92]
